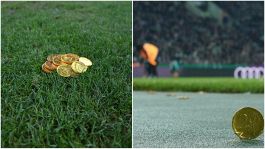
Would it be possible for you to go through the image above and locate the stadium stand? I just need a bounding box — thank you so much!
[133,1,264,65]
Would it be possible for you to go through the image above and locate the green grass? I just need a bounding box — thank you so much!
[1,1,131,147]
[134,78,264,93]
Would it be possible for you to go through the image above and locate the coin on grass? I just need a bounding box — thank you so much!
[57,65,73,77]
[52,54,63,66]
[61,54,78,64]
[232,107,264,140]
[79,57,92,66]
[71,61,87,73]
[66,53,79,60]
[44,61,57,70]
[42,63,52,73]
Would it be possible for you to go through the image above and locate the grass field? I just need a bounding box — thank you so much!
[134,78,264,93]
[1,2,131,147]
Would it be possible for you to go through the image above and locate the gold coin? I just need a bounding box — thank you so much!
[78,57,92,66]
[232,107,264,139]
[52,55,63,66]
[61,54,78,64]
[56,65,73,77]
[42,64,52,73]
[47,54,57,62]
[71,61,87,73]
[67,53,79,60]
[44,61,57,71]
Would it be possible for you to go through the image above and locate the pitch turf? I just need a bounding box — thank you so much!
[133,91,264,148]
[1,2,131,147]
[134,78,264,93]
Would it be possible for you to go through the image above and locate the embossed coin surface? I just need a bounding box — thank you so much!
[71,61,87,73]
[44,61,57,70]
[52,55,63,66]
[232,107,264,140]
[57,65,72,77]
[79,57,92,66]
[66,53,79,60]
[42,53,92,77]
[61,54,78,64]
[42,64,52,73]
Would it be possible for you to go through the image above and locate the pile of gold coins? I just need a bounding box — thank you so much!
[42,53,92,77]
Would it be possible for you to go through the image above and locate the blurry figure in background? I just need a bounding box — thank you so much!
[169,55,181,77]
[136,43,160,77]
[133,57,140,68]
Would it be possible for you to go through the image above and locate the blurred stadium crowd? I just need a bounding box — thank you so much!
[133,1,264,65]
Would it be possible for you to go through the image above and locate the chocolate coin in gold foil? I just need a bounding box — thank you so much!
[42,63,52,73]
[67,53,79,60]
[232,107,264,140]
[61,54,78,64]
[78,57,92,66]
[56,65,73,77]
[52,55,63,66]
[71,61,87,73]
[44,61,57,70]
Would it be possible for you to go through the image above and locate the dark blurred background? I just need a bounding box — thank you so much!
[133,1,264,77]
